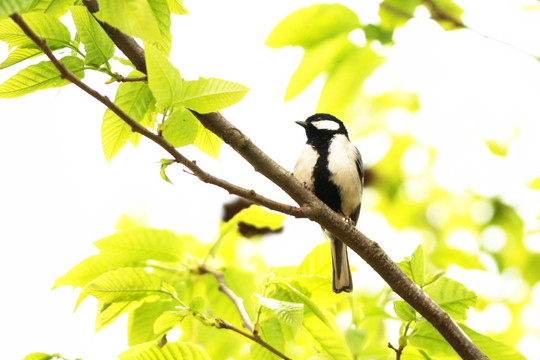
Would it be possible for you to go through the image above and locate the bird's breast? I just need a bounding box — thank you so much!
[294,144,318,191]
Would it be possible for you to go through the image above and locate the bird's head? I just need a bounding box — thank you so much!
[296,113,349,141]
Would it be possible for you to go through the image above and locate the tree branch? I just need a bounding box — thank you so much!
[10,13,488,360]
[198,264,254,333]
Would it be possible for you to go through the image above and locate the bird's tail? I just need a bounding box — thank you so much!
[329,234,353,293]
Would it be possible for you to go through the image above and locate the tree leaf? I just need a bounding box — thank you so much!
[0,47,42,69]
[410,321,526,359]
[397,245,425,286]
[22,353,53,360]
[284,34,353,102]
[145,42,181,110]
[393,300,416,322]
[95,300,144,332]
[303,315,352,360]
[266,3,360,49]
[254,293,303,329]
[168,0,188,15]
[0,0,33,16]
[93,227,186,263]
[251,318,285,360]
[289,275,339,310]
[147,0,172,55]
[278,280,333,329]
[52,252,144,290]
[128,301,176,346]
[193,125,222,158]
[0,56,83,98]
[27,0,73,17]
[159,158,175,184]
[94,0,161,43]
[379,0,421,31]
[178,77,249,113]
[162,108,199,147]
[527,176,540,190]
[424,277,477,320]
[0,12,71,49]
[153,310,190,335]
[71,5,114,67]
[101,78,154,161]
[297,242,333,279]
[316,45,384,117]
[84,267,174,303]
[119,340,211,360]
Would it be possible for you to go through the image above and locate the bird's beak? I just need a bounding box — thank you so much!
[295,120,308,128]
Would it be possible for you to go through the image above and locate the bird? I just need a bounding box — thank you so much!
[294,113,364,293]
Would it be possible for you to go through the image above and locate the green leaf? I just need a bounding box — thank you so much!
[0,56,84,98]
[94,0,161,43]
[168,0,188,15]
[22,353,53,360]
[0,12,71,49]
[527,176,540,189]
[304,315,352,360]
[266,4,360,49]
[251,318,285,360]
[178,77,249,113]
[128,301,176,346]
[317,45,384,117]
[379,0,421,31]
[289,275,339,310]
[344,328,367,356]
[147,0,172,55]
[96,300,144,331]
[429,0,464,29]
[119,341,211,360]
[162,108,199,147]
[393,300,416,322]
[159,158,175,184]
[154,310,190,335]
[71,5,114,67]
[297,242,333,279]
[145,42,181,110]
[254,293,303,329]
[397,245,425,286]
[0,0,33,16]
[0,47,42,69]
[101,78,154,161]
[193,125,222,158]
[424,277,477,320]
[284,34,353,102]
[485,139,508,157]
[410,322,526,359]
[27,0,73,17]
[84,267,174,303]
[93,227,186,263]
[460,324,526,360]
[53,252,144,290]
[278,280,333,329]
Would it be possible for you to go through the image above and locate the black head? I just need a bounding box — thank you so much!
[296,113,349,141]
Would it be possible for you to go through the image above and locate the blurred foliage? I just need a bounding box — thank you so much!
[2,0,538,359]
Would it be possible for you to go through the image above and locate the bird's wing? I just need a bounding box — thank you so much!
[351,147,364,225]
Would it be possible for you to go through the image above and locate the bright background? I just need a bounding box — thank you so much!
[2,0,540,359]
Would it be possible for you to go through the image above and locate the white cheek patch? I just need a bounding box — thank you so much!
[312,120,340,131]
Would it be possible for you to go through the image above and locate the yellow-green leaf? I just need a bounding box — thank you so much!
[178,77,249,113]
[266,3,360,49]
[119,341,211,360]
[424,277,476,320]
[0,12,70,49]
[0,47,42,69]
[96,300,144,331]
[0,56,83,98]
[28,0,73,17]
[147,0,172,55]
[0,0,33,16]
[71,5,114,66]
[162,108,199,147]
[145,42,181,110]
[168,0,188,15]
[193,125,222,158]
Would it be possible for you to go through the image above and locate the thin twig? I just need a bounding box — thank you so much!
[388,343,403,360]
[115,75,148,83]
[215,318,292,360]
[198,264,254,333]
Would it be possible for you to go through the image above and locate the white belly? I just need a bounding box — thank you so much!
[294,145,318,191]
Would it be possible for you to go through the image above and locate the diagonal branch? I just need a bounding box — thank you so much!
[198,264,292,360]
[9,13,488,360]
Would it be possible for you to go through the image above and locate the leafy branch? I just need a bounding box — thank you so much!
[8,10,488,360]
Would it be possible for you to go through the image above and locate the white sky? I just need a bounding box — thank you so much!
[2,0,540,359]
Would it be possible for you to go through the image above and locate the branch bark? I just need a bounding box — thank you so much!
[9,13,489,360]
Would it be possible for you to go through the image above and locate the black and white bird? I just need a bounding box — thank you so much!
[294,113,364,293]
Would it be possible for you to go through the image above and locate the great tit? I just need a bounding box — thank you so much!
[294,113,364,293]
